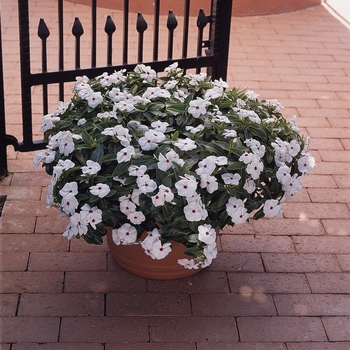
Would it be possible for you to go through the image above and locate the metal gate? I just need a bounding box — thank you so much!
[0,0,233,176]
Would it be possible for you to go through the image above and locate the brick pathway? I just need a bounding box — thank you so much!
[1,0,350,349]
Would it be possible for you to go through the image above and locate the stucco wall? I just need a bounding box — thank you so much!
[65,0,323,16]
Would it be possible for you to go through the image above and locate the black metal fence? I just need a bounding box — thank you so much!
[0,0,233,176]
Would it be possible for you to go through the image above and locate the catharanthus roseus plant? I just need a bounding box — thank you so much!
[34,62,315,270]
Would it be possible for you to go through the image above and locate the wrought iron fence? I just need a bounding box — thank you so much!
[0,0,233,176]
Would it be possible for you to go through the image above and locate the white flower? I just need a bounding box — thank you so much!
[80,204,102,229]
[222,173,241,185]
[150,240,172,260]
[116,146,135,162]
[82,160,101,175]
[184,201,205,222]
[113,176,126,184]
[61,193,79,216]
[59,182,78,198]
[151,120,169,132]
[112,223,137,245]
[230,206,249,224]
[177,259,200,270]
[282,174,303,200]
[115,100,135,112]
[246,154,264,180]
[276,164,292,185]
[141,228,161,256]
[195,157,217,175]
[200,174,218,194]
[202,241,218,267]
[138,130,165,151]
[185,124,204,134]
[131,189,141,205]
[89,183,110,198]
[222,129,237,138]
[128,165,147,177]
[142,87,171,99]
[198,224,216,244]
[263,199,283,218]
[151,185,174,206]
[243,179,256,194]
[245,139,265,158]
[226,197,249,224]
[213,78,228,89]
[204,86,223,100]
[157,150,184,171]
[33,149,56,167]
[245,90,259,100]
[119,199,136,216]
[77,118,86,126]
[175,138,197,151]
[137,174,158,193]
[164,80,178,90]
[69,212,88,236]
[127,211,146,225]
[298,154,316,174]
[239,151,254,164]
[287,139,301,157]
[63,218,80,239]
[175,175,197,197]
[138,65,157,82]
[188,97,210,118]
[87,91,103,108]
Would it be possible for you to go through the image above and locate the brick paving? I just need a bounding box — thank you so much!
[1,0,350,349]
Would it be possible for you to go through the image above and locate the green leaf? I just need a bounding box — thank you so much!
[90,143,104,163]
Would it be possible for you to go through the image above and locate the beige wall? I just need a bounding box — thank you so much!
[65,0,323,16]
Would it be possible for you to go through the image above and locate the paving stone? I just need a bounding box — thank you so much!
[286,343,350,350]
[147,271,229,293]
[208,252,265,272]
[228,273,311,294]
[1,317,60,343]
[306,273,350,293]
[322,219,350,236]
[35,215,69,234]
[18,293,104,316]
[28,251,106,271]
[322,317,350,341]
[283,203,350,219]
[105,344,196,350]
[293,236,350,254]
[1,252,29,271]
[1,272,64,293]
[149,316,238,343]
[220,235,295,253]
[0,233,69,252]
[64,271,147,293]
[191,293,277,316]
[261,253,342,272]
[237,317,327,342]
[106,292,191,316]
[0,216,36,234]
[308,188,350,203]
[252,218,326,236]
[274,294,350,316]
[337,254,350,272]
[197,344,287,350]
[12,345,104,350]
[60,316,149,342]
[1,294,19,316]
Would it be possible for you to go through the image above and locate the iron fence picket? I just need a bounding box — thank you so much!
[0,0,233,176]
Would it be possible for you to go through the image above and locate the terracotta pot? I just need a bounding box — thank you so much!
[106,227,203,280]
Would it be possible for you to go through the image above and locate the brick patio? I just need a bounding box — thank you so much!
[1,0,350,349]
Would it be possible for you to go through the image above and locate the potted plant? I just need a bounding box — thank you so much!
[34,62,315,279]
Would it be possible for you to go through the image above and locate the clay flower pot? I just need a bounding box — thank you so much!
[106,227,202,280]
